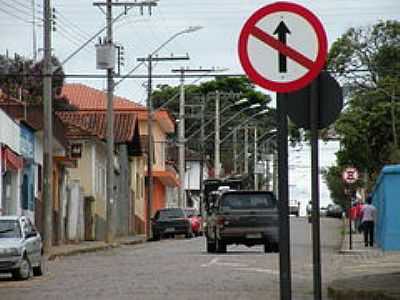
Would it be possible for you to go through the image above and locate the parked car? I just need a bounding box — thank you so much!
[320,207,328,217]
[289,200,300,217]
[151,208,192,240]
[0,216,44,280]
[205,191,279,254]
[326,204,344,218]
[184,208,202,236]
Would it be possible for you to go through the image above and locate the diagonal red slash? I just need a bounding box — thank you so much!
[251,26,315,70]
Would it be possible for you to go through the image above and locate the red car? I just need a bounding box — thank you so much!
[184,208,203,236]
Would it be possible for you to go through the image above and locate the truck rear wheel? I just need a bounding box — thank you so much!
[271,242,279,253]
[216,238,227,253]
[206,238,216,253]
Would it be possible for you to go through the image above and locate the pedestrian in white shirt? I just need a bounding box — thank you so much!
[360,196,377,247]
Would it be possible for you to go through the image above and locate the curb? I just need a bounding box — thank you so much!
[48,237,146,261]
[327,285,398,300]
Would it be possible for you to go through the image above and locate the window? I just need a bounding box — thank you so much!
[37,164,42,192]
[220,193,276,211]
[95,162,107,198]
[22,174,29,210]
[136,174,141,199]
[0,220,21,239]
[158,208,185,220]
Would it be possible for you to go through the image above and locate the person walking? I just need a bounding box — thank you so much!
[355,200,364,233]
[360,196,377,247]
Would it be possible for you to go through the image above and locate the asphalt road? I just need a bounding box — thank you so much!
[0,217,342,300]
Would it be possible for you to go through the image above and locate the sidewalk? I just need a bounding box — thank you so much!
[328,222,400,300]
[48,235,146,261]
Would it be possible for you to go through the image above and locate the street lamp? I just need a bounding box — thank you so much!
[214,102,262,178]
[115,26,203,87]
[186,98,249,142]
[220,107,270,144]
[141,26,202,240]
[203,102,261,141]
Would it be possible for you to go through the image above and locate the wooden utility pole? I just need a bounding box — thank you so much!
[138,56,189,239]
[93,0,157,243]
[42,0,53,254]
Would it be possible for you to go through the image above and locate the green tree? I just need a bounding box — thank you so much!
[0,53,65,103]
[152,76,276,180]
[324,20,400,205]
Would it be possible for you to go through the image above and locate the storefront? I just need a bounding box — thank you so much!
[0,109,22,216]
[20,125,36,220]
[0,146,23,215]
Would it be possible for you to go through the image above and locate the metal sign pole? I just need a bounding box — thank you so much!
[348,185,353,250]
[277,92,292,300]
[310,76,322,299]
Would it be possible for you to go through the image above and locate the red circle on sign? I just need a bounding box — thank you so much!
[238,2,328,93]
[342,167,359,183]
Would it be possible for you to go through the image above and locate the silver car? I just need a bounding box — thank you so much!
[0,216,44,280]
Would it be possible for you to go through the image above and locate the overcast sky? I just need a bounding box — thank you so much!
[0,0,399,104]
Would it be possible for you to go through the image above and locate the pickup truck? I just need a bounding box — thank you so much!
[289,200,300,217]
[205,190,279,254]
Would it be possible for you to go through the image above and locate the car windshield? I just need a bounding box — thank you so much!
[0,220,21,239]
[220,193,276,211]
[184,209,197,217]
[159,209,185,219]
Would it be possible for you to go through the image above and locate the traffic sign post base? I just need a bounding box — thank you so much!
[277,92,292,300]
[310,76,322,300]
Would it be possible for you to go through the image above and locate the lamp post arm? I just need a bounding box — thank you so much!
[115,29,192,87]
[220,111,265,144]
[202,106,251,141]
[235,131,276,161]
[186,101,247,142]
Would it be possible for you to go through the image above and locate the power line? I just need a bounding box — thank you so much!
[53,7,93,42]
[8,0,38,14]
[0,0,33,18]
[55,28,94,56]
[0,6,33,24]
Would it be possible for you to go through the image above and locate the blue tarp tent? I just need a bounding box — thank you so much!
[372,165,400,251]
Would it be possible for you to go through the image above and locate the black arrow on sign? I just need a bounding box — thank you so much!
[273,21,291,73]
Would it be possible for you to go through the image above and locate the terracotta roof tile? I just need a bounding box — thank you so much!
[60,84,145,110]
[60,83,175,133]
[58,111,137,143]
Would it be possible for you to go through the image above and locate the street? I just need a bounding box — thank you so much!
[0,217,342,300]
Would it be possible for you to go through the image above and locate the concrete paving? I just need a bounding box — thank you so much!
[48,235,146,260]
[0,217,342,300]
[328,223,400,300]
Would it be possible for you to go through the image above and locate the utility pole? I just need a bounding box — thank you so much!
[273,151,278,195]
[265,144,271,191]
[233,128,238,174]
[171,68,214,207]
[178,68,186,208]
[136,56,188,238]
[32,0,37,61]
[105,0,115,244]
[244,125,249,174]
[254,126,258,190]
[42,0,53,254]
[94,0,157,243]
[200,96,205,212]
[214,90,220,178]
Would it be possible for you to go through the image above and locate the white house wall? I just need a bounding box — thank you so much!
[0,109,20,154]
[0,109,21,216]
[185,161,201,191]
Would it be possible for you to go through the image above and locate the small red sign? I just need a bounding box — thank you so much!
[342,167,359,184]
[238,2,328,93]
